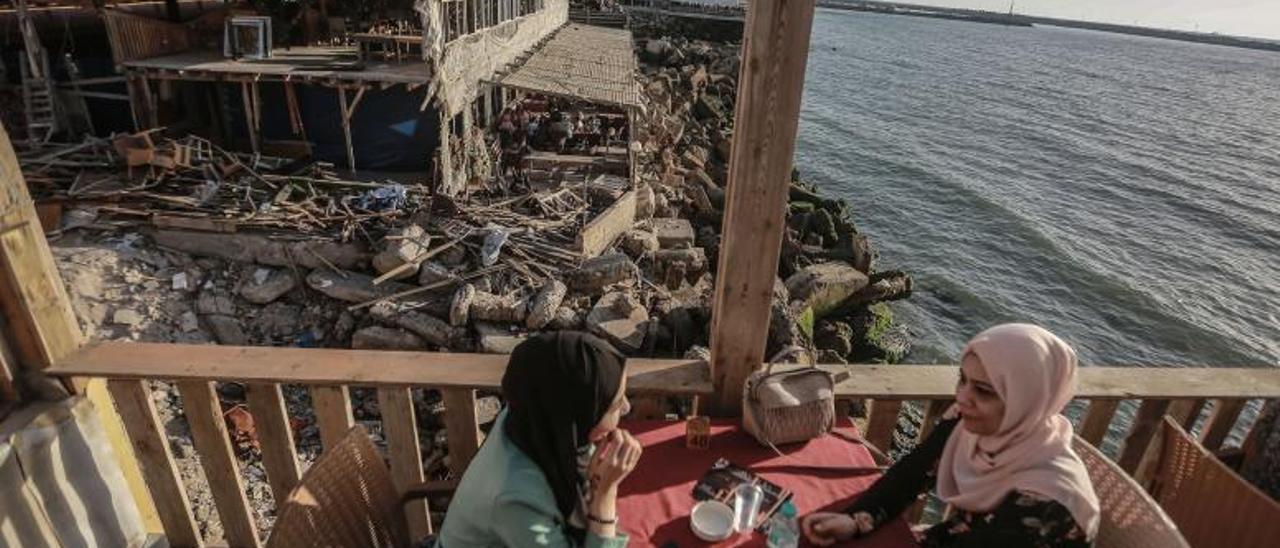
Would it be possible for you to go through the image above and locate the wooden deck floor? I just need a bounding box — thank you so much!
[122,47,431,85]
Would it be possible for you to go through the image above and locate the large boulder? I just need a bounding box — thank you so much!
[785,262,870,317]
[586,291,649,353]
[240,268,296,304]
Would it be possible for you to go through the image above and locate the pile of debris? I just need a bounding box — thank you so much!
[18,131,428,242]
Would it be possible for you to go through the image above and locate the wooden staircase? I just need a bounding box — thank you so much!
[21,65,57,143]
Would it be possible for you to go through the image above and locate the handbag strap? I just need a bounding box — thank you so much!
[762,345,816,376]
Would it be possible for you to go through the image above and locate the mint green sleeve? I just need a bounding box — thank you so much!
[493,493,630,548]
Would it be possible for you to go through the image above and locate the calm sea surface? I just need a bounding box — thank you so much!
[796,9,1280,444]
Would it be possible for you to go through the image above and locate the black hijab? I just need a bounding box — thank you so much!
[502,331,626,530]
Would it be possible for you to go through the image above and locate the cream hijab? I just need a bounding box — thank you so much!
[936,324,1101,538]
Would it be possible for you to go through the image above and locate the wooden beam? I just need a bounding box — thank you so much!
[309,385,354,452]
[442,388,482,477]
[337,88,357,172]
[240,81,258,154]
[48,342,714,396]
[243,383,302,504]
[707,0,818,414]
[176,381,262,547]
[0,125,84,375]
[377,387,432,538]
[107,380,202,548]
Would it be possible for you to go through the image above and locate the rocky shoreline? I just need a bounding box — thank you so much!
[40,29,912,542]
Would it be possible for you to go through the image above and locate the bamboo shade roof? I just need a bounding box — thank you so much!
[494,23,641,109]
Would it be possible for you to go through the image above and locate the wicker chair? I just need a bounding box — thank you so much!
[1147,417,1280,548]
[1071,435,1190,548]
[267,426,425,548]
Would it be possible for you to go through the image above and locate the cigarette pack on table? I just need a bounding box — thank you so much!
[692,458,793,533]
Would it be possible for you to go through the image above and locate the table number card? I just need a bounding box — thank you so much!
[685,416,711,449]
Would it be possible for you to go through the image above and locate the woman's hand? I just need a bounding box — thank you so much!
[800,511,875,546]
[589,429,643,490]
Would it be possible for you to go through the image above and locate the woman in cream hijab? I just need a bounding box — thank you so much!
[803,324,1100,547]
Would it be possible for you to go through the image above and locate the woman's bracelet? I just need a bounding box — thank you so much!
[587,513,618,525]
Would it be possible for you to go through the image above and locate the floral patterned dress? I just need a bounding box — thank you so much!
[847,418,1092,547]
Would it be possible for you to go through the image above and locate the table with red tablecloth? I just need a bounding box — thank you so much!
[617,420,917,548]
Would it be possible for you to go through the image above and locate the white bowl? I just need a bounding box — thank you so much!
[690,500,735,542]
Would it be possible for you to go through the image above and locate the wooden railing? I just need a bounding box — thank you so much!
[47,341,1280,547]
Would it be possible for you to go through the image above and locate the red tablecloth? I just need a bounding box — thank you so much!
[617,420,916,548]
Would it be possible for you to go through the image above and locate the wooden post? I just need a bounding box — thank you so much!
[338,87,366,172]
[240,82,259,154]
[706,0,818,414]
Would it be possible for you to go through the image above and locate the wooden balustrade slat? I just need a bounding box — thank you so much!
[176,380,261,547]
[309,385,354,452]
[243,383,301,503]
[1118,399,1171,475]
[1078,400,1120,446]
[865,399,902,456]
[377,387,433,539]
[442,388,482,477]
[106,379,202,548]
[1200,398,1248,451]
[1168,399,1205,433]
[917,399,953,444]
[629,396,668,420]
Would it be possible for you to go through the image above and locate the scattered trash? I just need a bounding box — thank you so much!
[480,224,510,266]
[172,272,189,291]
[351,183,407,212]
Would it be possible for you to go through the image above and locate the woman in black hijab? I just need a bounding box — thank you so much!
[436,332,640,547]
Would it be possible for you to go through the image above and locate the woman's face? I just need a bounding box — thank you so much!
[955,353,1005,436]
[589,375,631,442]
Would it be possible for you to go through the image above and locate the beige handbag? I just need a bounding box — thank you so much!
[742,347,836,448]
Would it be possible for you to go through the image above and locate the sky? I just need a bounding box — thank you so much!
[896,0,1280,40]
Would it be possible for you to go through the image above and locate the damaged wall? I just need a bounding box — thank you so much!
[424,0,567,118]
